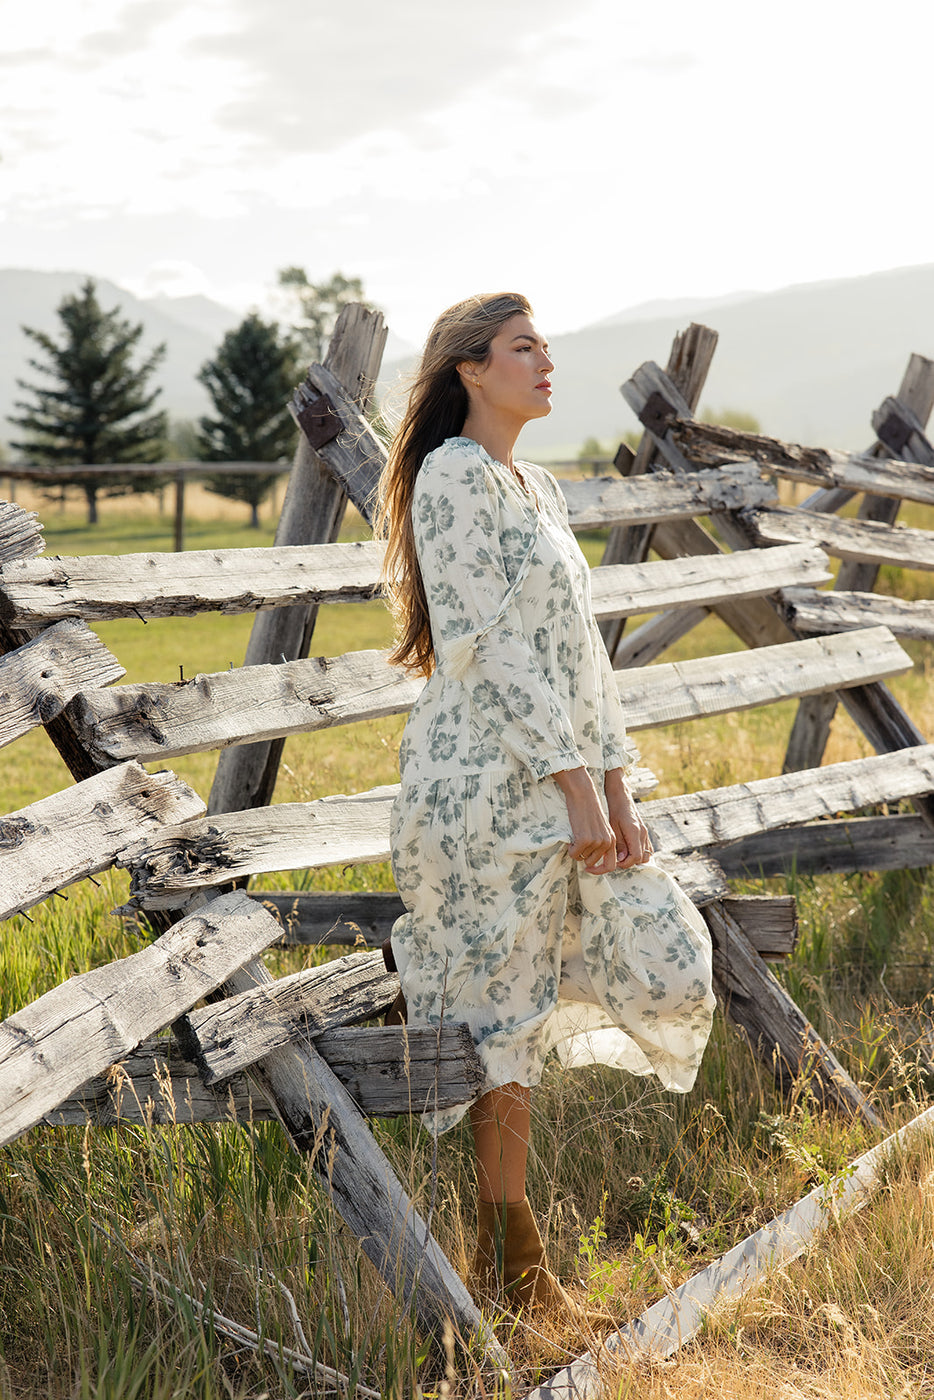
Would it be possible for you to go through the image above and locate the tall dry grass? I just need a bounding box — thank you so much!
[2,497,934,1395]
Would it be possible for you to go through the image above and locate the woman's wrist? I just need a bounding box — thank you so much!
[553,765,595,796]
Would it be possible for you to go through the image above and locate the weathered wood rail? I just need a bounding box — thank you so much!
[4,306,934,1357]
[64,624,902,766]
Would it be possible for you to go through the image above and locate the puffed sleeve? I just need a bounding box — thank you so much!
[414,443,586,781]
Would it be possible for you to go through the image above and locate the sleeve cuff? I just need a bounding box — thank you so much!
[530,750,588,782]
[603,736,640,777]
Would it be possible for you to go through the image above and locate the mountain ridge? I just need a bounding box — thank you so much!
[3,264,934,455]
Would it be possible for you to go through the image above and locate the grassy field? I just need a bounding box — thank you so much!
[2,489,934,1397]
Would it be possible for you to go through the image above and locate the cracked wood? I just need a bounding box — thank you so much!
[0,889,284,1147]
[0,761,205,920]
[642,744,934,853]
[0,618,124,749]
[669,417,934,506]
[122,786,727,908]
[65,625,900,765]
[745,506,934,571]
[43,1023,486,1124]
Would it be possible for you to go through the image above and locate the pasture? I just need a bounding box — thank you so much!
[2,489,934,1399]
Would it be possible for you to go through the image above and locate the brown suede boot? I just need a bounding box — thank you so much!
[470,1198,614,1327]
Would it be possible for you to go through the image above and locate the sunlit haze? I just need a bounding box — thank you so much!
[3,0,932,345]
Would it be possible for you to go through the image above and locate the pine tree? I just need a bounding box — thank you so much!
[8,279,167,524]
[197,313,300,528]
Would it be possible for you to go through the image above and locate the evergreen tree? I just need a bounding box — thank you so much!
[8,279,167,524]
[197,313,300,528]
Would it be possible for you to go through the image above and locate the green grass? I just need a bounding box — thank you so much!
[4,499,934,1396]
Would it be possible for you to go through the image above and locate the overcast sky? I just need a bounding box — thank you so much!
[3,0,933,345]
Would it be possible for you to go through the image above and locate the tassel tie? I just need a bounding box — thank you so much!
[437,523,541,682]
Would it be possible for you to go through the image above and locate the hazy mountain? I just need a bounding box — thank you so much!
[4,264,934,458]
[515,264,934,455]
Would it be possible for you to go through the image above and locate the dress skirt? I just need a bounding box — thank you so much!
[390,763,716,1136]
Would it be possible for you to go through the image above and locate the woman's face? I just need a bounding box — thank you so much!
[460,313,555,427]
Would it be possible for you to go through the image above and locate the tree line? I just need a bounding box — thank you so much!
[6,271,371,526]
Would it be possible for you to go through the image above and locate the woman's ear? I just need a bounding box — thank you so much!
[457,361,481,390]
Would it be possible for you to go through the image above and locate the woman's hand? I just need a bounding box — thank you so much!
[604,767,653,868]
[553,767,618,875]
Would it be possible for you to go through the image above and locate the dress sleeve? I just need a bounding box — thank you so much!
[414,444,586,781]
[593,629,639,776]
[533,465,637,778]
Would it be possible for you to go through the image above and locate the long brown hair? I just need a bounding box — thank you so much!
[377,292,532,677]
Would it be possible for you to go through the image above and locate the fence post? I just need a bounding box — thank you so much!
[173,470,185,553]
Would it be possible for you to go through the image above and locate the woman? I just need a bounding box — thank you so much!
[378,292,715,1320]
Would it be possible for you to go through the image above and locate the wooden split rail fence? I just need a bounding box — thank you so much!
[2,306,934,1345]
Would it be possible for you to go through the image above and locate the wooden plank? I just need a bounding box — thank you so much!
[0,501,45,564]
[590,543,830,619]
[716,813,934,878]
[41,1033,278,1127]
[611,605,708,669]
[67,648,424,765]
[315,1024,484,1117]
[648,515,795,649]
[0,761,204,921]
[41,1024,484,1124]
[787,356,934,767]
[871,395,934,470]
[0,619,124,750]
[125,784,400,907]
[600,325,719,658]
[122,782,723,909]
[559,463,774,528]
[180,949,399,1083]
[781,690,838,777]
[782,587,934,641]
[706,902,880,1125]
[0,889,284,1147]
[721,895,797,960]
[745,505,934,571]
[0,515,821,634]
[195,1011,483,1114]
[67,625,898,768]
[615,628,910,729]
[209,303,388,816]
[291,363,387,522]
[669,417,934,505]
[529,1105,934,1387]
[641,744,934,854]
[217,958,501,1356]
[255,888,795,959]
[0,539,387,624]
[257,889,407,945]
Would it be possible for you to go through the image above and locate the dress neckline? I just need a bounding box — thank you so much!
[449,437,541,510]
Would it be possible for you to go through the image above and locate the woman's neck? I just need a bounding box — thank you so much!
[460,410,520,471]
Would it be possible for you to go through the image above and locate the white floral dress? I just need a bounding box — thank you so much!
[389,437,715,1134]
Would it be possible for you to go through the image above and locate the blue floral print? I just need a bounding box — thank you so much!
[390,438,715,1134]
